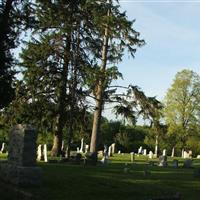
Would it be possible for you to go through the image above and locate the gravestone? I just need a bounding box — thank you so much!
[0,142,6,153]
[130,152,135,162]
[183,151,190,159]
[37,144,48,162]
[108,145,112,157]
[197,155,200,159]
[118,150,121,154]
[149,151,153,159]
[77,147,80,153]
[138,146,142,154]
[158,155,168,167]
[172,159,178,168]
[101,145,109,164]
[0,124,42,186]
[85,144,89,153]
[43,144,48,162]
[111,143,116,154]
[143,149,147,156]
[37,144,42,161]
[162,149,166,156]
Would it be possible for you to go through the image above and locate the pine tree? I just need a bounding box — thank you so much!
[89,0,145,156]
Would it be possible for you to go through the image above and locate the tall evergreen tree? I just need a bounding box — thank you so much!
[89,0,145,156]
[0,0,16,109]
[0,0,30,109]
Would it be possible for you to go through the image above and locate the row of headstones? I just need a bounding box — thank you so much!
[98,143,116,164]
[37,144,48,162]
[137,146,194,159]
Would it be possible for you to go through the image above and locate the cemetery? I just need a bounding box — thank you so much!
[1,0,200,200]
[1,137,200,200]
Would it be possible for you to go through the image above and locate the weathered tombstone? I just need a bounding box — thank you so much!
[138,146,142,154]
[172,159,179,168]
[85,144,89,153]
[0,124,42,186]
[158,155,168,167]
[183,151,189,159]
[43,144,48,162]
[183,159,192,168]
[197,155,200,159]
[130,152,135,162]
[37,144,42,161]
[118,150,121,154]
[162,149,166,156]
[101,145,109,165]
[0,142,6,153]
[149,151,153,159]
[111,143,116,154]
[143,149,147,156]
[108,145,112,157]
[77,147,80,153]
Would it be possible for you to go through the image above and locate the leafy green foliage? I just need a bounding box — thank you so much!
[164,69,200,149]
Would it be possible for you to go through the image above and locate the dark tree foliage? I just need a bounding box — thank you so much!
[0,0,31,109]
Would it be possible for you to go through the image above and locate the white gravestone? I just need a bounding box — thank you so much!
[158,155,168,167]
[37,144,42,161]
[85,144,89,153]
[130,152,135,162]
[149,151,153,159]
[111,143,116,154]
[108,145,112,157]
[138,146,142,154]
[43,144,48,162]
[143,149,147,156]
[101,145,109,164]
[0,142,5,153]
[162,149,166,156]
[183,151,190,159]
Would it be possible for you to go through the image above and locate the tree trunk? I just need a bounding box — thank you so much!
[51,35,71,157]
[51,133,62,157]
[90,8,110,154]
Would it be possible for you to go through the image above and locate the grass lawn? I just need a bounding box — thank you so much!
[1,153,200,200]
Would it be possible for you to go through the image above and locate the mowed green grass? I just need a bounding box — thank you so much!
[1,153,200,200]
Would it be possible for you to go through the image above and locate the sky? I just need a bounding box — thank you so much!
[103,0,200,120]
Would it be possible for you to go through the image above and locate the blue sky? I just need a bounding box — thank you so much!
[104,0,200,119]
